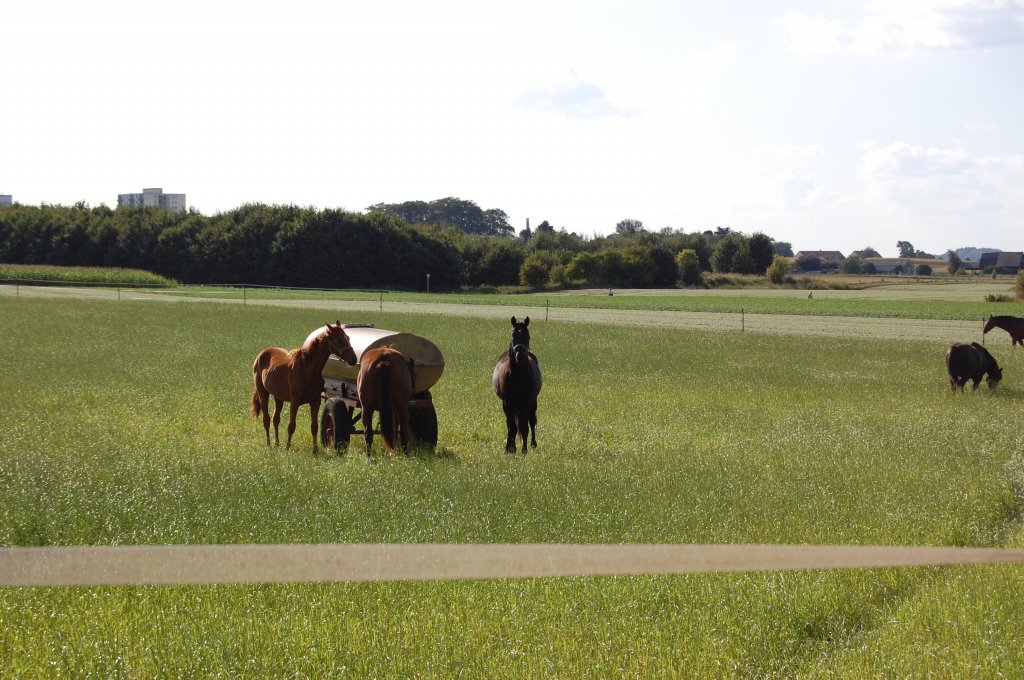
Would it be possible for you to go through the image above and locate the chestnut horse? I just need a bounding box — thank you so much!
[251,321,356,450]
[492,316,542,454]
[356,347,415,456]
[946,342,1002,392]
[983,314,1024,348]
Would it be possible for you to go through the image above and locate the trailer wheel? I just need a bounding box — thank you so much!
[320,397,352,451]
[409,402,438,449]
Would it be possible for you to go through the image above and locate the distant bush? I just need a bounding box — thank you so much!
[766,254,790,284]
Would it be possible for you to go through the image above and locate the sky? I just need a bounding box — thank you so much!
[4,1,1023,258]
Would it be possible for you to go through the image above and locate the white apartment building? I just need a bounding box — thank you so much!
[117,187,186,212]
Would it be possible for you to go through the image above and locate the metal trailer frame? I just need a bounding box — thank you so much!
[314,324,442,451]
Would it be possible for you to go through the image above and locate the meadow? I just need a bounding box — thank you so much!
[1,295,1023,677]
[136,280,1023,322]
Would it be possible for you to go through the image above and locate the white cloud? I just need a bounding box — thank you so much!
[858,139,1024,214]
[773,1,1024,55]
[725,145,845,220]
[516,75,636,119]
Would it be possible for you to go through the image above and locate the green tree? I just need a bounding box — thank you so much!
[479,241,525,286]
[519,252,550,288]
[548,263,569,287]
[615,218,643,236]
[840,256,864,274]
[794,254,821,272]
[675,248,702,286]
[897,240,915,258]
[565,251,600,284]
[711,233,744,273]
[773,241,794,257]
[747,232,775,274]
[1015,269,1024,299]
[946,249,962,274]
[766,254,790,284]
[916,263,933,276]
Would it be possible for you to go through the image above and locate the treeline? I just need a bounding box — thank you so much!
[0,201,786,290]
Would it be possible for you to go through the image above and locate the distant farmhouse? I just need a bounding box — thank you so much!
[0,194,11,207]
[979,251,1023,274]
[117,187,186,212]
[865,258,914,275]
[794,250,845,263]
[795,250,916,275]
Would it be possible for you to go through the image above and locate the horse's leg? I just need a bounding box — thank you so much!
[272,399,283,446]
[517,405,530,455]
[309,400,319,452]
[397,405,410,454]
[362,408,375,456]
[260,398,272,446]
[528,402,538,449]
[285,402,299,449]
[503,402,517,453]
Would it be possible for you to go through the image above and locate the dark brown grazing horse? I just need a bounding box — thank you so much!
[946,342,1002,392]
[983,314,1024,348]
[251,321,356,450]
[356,347,415,456]
[492,316,542,454]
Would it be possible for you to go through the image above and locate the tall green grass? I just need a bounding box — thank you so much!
[0,263,176,287]
[1,298,1022,676]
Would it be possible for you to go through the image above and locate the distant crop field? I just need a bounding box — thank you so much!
[0,263,176,287]
[1,297,1023,676]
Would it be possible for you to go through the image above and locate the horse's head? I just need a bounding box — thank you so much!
[508,316,532,369]
[510,316,530,352]
[325,320,357,365]
[987,363,1003,389]
[983,314,995,334]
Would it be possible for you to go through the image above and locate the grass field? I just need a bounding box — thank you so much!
[2,295,1023,676]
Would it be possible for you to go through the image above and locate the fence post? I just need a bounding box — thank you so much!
[546,299,549,322]
[242,284,247,305]
[742,308,745,332]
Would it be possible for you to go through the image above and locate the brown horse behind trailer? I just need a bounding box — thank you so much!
[946,342,1002,392]
[251,321,356,450]
[356,347,415,456]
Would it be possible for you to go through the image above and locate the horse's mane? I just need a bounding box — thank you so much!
[302,329,329,353]
[970,342,997,363]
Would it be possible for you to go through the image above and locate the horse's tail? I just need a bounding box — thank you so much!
[378,360,396,449]
[251,351,268,418]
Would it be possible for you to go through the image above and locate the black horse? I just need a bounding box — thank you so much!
[983,314,1024,348]
[946,342,1002,392]
[492,316,542,453]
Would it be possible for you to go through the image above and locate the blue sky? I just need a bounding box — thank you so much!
[4,1,1023,257]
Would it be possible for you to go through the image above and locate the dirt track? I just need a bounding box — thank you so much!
[1,284,995,345]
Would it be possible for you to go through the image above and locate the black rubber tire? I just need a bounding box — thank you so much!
[409,401,438,449]
[320,397,352,450]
